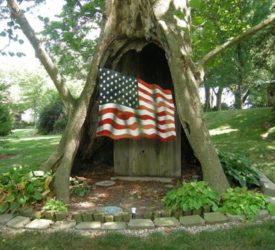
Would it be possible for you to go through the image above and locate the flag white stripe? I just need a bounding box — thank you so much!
[138,82,173,99]
[97,124,176,138]
[138,92,175,109]
[99,113,176,129]
[139,100,175,113]
[99,103,175,121]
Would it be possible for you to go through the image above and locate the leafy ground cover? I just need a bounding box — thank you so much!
[0,129,60,174]
[0,221,275,250]
[205,108,275,182]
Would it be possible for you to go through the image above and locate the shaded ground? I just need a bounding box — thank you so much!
[70,165,198,213]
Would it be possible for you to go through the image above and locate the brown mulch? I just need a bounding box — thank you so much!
[69,164,199,213]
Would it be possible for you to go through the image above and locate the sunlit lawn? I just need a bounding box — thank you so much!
[0,129,60,174]
[205,107,275,182]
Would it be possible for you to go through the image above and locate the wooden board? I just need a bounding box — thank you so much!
[114,118,181,177]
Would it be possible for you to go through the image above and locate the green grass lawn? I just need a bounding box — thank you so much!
[205,107,275,182]
[0,221,275,250]
[0,129,60,174]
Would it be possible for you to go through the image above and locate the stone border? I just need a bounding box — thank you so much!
[1,210,274,232]
[259,172,275,197]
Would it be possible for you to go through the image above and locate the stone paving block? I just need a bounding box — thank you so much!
[226,214,246,222]
[95,180,116,187]
[179,215,205,227]
[154,217,180,227]
[82,212,93,222]
[102,222,127,230]
[52,220,76,230]
[114,214,123,222]
[259,173,275,197]
[122,212,131,222]
[43,211,55,221]
[204,212,228,224]
[7,216,31,229]
[0,214,14,225]
[104,215,114,222]
[25,219,53,230]
[72,213,83,223]
[256,210,270,220]
[55,212,68,221]
[128,219,155,229]
[93,213,104,222]
[267,196,275,205]
[75,222,101,230]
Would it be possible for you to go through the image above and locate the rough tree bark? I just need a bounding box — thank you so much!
[7,0,275,202]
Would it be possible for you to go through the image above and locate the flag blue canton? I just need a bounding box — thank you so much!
[98,68,139,108]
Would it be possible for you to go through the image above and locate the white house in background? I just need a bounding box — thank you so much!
[21,108,35,123]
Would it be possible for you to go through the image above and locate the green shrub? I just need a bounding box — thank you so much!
[42,198,68,213]
[38,98,67,134]
[218,151,260,187]
[70,177,90,197]
[0,167,53,213]
[218,187,275,219]
[0,104,13,136]
[53,116,68,133]
[162,181,218,212]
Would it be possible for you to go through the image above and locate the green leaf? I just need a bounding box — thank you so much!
[189,0,203,9]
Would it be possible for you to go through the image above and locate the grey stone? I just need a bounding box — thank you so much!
[82,212,93,222]
[102,222,127,230]
[226,214,246,222]
[128,219,155,229]
[114,214,123,222]
[75,222,101,230]
[122,212,131,222]
[154,217,180,227]
[72,213,83,223]
[7,216,31,229]
[43,211,55,221]
[267,196,275,205]
[25,219,53,230]
[95,180,116,187]
[179,215,205,226]
[259,173,275,197]
[55,212,68,221]
[256,210,270,220]
[110,176,173,183]
[52,220,76,230]
[93,213,104,222]
[165,184,174,189]
[104,215,114,222]
[0,214,14,225]
[18,207,34,218]
[204,212,228,224]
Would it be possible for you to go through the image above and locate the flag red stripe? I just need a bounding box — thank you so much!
[99,108,174,121]
[138,104,175,117]
[138,87,174,105]
[138,96,175,112]
[97,130,176,141]
[98,119,176,132]
[138,79,172,95]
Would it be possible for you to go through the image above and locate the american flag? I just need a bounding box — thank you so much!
[96,68,176,141]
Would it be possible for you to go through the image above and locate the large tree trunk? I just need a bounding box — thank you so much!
[76,0,229,193]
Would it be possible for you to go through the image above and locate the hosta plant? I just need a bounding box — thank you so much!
[162,181,219,212]
[218,187,275,219]
[0,167,53,213]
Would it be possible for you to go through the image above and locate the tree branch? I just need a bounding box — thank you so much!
[6,0,75,108]
[200,14,275,66]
